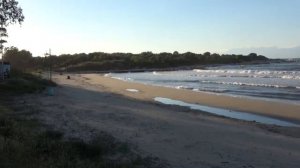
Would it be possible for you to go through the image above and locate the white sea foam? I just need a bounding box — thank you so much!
[175,86,185,89]
[126,89,139,93]
[175,86,193,90]
[104,73,111,77]
[153,71,162,75]
[200,80,293,88]
[111,77,124,81]
[193,69,300,80]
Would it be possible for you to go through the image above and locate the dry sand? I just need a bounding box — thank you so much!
[21,73,300,168]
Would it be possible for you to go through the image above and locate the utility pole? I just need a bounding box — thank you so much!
[49,49,52,81]
[44,48,52,81]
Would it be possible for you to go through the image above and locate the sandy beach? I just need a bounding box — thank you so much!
[82,74,300,123]
[21,73,300,168]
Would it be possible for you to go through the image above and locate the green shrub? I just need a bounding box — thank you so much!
[0,71,56,93]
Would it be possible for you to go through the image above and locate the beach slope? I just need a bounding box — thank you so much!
[22,74,300,168]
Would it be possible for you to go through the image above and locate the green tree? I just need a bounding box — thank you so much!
[0,0,24,26]
[203,52,211,57]
[248,53,258,58]
[173,51,179,55]
[0,0,24,49]
[3,47,32,71]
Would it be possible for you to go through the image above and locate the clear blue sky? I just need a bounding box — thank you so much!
[7,0,300,57]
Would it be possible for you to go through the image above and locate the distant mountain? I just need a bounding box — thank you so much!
[227,46,300,59]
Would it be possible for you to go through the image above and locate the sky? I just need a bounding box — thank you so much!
[6,0,300,58]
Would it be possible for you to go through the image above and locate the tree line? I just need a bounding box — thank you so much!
[3,47,268,72]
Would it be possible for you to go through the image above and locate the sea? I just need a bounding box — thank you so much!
[107,62,300,104]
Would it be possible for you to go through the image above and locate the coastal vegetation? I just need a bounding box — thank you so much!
[3,47,268,72]
[0,71,157,168]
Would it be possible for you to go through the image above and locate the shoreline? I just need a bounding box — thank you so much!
[113,76,300,106]
[73,73,300,124]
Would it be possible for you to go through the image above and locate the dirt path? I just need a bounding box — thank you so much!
[20,74,300,168]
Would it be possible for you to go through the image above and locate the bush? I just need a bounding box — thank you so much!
[0,71,56,93]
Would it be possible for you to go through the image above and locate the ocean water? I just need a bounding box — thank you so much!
[107,62,300,103]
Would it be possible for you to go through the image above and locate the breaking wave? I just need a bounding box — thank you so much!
[106,62,300,101]
[193,69,300,80]
[200,80,297,89]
